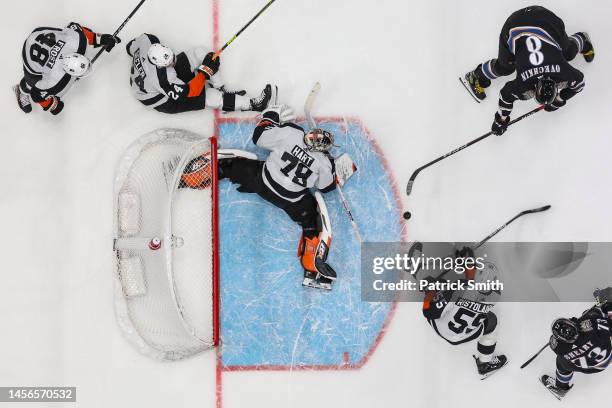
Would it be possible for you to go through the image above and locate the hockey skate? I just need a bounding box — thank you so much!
[249,84,277,111]
[473,355,508,380]
[459,71,487,103]
[540,375,572,400]
[302,271,333,291]
[581,33,595,63]
[13,85,32,113]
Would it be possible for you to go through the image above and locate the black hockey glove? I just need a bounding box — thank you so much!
[544,96,566,112]
[98,34,121,52]
[594,287,612,307]
[198,52,221,80]
[491,112,510,136]
[42,96,64,115]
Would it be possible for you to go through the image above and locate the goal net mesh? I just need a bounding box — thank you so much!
[113,129,218,360]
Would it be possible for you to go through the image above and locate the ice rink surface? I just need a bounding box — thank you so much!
[1,0,611,407]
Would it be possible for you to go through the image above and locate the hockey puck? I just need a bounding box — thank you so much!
[403,211,411,220]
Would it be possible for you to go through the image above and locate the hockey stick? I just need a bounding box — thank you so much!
[435,204,551,280]
[304,82,362,243]
[472,205,551,250]
[91,0,147,64]
[213,0,276,59]
[520,342,549,369]
[405,105,544,196]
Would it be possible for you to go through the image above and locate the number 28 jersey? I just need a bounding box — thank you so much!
[423,288,495,345]
[252,121,336,202]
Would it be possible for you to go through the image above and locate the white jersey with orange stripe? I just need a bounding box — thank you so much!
[126,33,210,108]
[252,121,336,203]
[21,23,89,101]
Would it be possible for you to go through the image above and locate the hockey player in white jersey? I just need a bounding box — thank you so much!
[125,33,274,114]
[14,22,120,114]
[422,248,507,378]
[218,105,338,290]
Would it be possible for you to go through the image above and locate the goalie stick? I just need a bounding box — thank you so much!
[304,83,363,243]
[405,105,544,196]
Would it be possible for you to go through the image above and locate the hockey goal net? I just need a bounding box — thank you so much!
[113,129,219,360]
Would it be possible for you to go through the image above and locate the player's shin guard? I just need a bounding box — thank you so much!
[555,363,573,390]
[477,331,497,363]
[299,192,337,288]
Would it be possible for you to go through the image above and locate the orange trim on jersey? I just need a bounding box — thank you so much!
[188,72,206,97]
[422,291,436,310]
[82,27,96,45]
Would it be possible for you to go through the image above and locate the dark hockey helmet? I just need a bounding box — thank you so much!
[304,129,334,152]
[535,76,558,105]
[551,318,579,343]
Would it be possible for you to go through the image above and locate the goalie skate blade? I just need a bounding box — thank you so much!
[459,77,482,104]
[540,377,562,401]
[479,360,509,380]
[302,277,332,291]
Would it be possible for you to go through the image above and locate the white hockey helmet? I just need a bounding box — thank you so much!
[304,129,334,152]
[147,43,175,67]
[61,53,91,77]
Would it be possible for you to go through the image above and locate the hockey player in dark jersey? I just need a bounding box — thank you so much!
[14,22,120,114]
[541,287,612,400]
[460,6,594,135]
[422,247,507,379]
[218,105,345,290]
[126,33,274,114]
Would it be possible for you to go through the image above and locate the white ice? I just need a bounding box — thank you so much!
[1,0,611,407]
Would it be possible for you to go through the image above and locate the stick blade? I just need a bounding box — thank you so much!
[406,179,415,196]
[525,205,552,214]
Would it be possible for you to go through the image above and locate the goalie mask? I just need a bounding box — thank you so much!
[552,318,579,343]
[535,76,558,105]
[304,129,334,152]
[61,53,91,77]
[147,43,175,68]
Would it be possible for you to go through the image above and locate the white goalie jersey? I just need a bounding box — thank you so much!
[253,121,336,202]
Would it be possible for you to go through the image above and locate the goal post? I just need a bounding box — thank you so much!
[113,129,219,360]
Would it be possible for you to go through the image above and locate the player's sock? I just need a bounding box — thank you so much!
[571,32,595,62]
[555,368,573,390]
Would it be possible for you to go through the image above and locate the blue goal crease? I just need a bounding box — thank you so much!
[218,119,401,368]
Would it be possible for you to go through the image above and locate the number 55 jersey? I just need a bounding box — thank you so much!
[423,289,496,345]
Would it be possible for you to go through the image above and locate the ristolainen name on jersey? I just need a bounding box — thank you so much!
[290,145,314,167]
[520,64,561,81]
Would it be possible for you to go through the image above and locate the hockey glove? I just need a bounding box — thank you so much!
[98,34,121,52]
[544,96,566,112]
[594,287,612,307]
[261,105,296,125]
[198,52,221,80]
[491,112,510,136]
[41,96,64,115]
